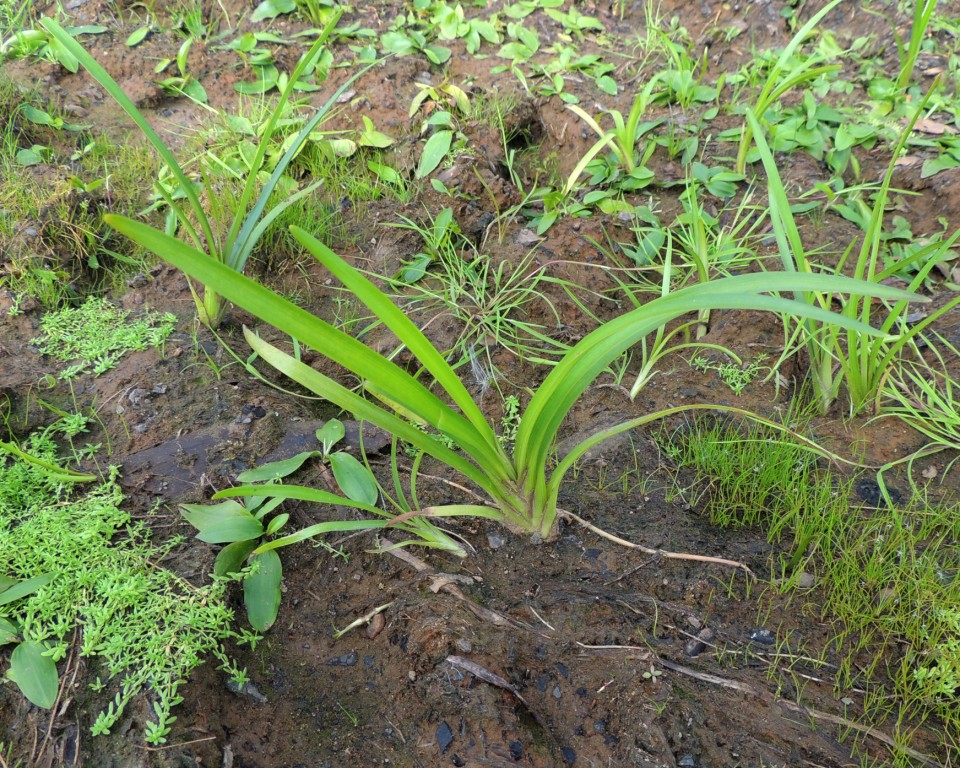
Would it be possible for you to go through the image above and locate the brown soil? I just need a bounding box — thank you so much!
[2,1,960,767]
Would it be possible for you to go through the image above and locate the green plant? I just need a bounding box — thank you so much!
[816,497,960,757]
[381,8,451,64]
[41,12,363,328]
[895,0,938,91]
[544,5,603,40]
[590,227,744,396]
[295,0,339,27]
[181,418,435,630]
[751,95,960,416]
[107,211,920,543]
[154,35,208,105]
[649,30,722,108]
[429,2,500,54]
[667,407,960,759]
[387,208,564,381]
[31,297,175,380]
[668,177,760,338]
[414,105,472,180]
[734,0,843,173]
[0,422,240,744]
[879,335,960,483]
[692,355,767,395]
[0,20,107,72]
[529,44,618,102]
[564,88,661,194]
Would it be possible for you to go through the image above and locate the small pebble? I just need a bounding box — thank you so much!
[366,612,385,639]
[685,616,702,630]
[684,638,706,657]
[455,638,472,653]
[749,628,775,645]
[796,572,816,588]
[327,651,359,667]
[561,746,576,765]
[436,721,453,753]
[487,533,505,549]
[552,685,562,699]
[226,679,267,703]
[508,740,523,760]
[678,754,697,768]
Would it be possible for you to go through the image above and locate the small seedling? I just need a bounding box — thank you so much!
[692,355,767,396]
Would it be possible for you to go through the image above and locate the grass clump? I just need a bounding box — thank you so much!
[819,500,960,740]
[0,421,243,745]
[664,414,960,761]
[32,297,175,379]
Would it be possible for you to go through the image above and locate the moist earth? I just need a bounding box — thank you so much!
[1,1,959,767]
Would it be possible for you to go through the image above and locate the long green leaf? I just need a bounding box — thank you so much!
[255,519,388,552]
[514,273,924,483]
[244,332,508,496]
[244,550,282,631]
[40,19,214,253]
[0,572,57,606]
[105,215,511,480]
[182,499,264,543]
[736,0,844,172]
[9,641,58,709]
[289,225,503,449]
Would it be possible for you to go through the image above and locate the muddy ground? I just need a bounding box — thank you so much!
[2,0,960,766]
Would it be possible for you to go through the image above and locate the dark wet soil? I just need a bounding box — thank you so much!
[3,0,960,767]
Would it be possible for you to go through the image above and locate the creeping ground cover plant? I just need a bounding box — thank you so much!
[106,213,923,547]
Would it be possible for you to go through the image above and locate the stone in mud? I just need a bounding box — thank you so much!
[226,679,267,704]
[436,721,454,753]
[327,651,359,666]
[748,628,775,645]
[796,572,816,588]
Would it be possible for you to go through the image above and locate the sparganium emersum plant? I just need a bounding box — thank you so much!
[105,213,924,546]
[42,12,364,328]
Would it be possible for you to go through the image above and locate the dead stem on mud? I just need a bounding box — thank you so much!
[560,509,756,578]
